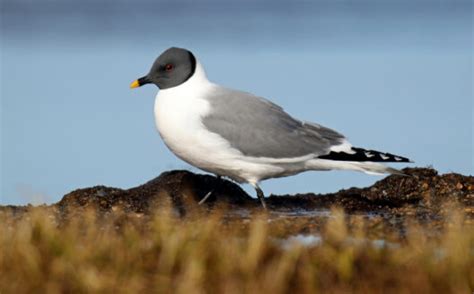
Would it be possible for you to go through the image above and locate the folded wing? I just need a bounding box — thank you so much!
[201,87,346,159]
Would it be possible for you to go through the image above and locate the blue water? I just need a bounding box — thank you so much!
[1,1,472,204]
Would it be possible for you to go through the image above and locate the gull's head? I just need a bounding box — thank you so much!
[130,47,196,90]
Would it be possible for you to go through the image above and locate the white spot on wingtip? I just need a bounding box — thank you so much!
[380,154,389,160]
[330,141,356,154]
[394,156,403,161]
[364,152,375,158]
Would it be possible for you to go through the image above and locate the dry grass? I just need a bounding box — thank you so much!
[0,205,472,294]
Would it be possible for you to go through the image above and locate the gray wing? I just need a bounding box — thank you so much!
[201,87,346,158]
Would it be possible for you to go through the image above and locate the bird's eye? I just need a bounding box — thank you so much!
[165,64,174,72]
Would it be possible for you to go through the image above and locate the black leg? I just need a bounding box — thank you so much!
[198,175,221,205]
[255,186,267,209]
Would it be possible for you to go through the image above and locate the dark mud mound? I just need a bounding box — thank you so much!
[57,170,255,215]
[2,168,473,219]
[269,168,473,211]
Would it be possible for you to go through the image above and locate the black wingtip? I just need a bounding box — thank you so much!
[318,147,412,163]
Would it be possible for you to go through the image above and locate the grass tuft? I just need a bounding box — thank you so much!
[0,205,472,293]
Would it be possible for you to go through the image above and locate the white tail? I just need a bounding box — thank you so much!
[308,159,405,176]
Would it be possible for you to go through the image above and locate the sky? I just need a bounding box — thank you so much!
[1,0,473,205]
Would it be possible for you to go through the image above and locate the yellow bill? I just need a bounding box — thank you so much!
[130,80,140,89]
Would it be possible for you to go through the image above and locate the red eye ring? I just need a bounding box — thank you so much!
[165,64,174,71]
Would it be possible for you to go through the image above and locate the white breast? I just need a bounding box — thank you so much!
[154,62,244,177]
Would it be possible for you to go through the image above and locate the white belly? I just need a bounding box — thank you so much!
[154,85,245,180]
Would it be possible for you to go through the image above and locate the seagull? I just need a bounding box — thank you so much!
[131,47,411,208]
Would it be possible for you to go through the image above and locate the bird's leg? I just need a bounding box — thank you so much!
[254,185,267,209]
[198,175,221,205]
[198,191,213,205]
